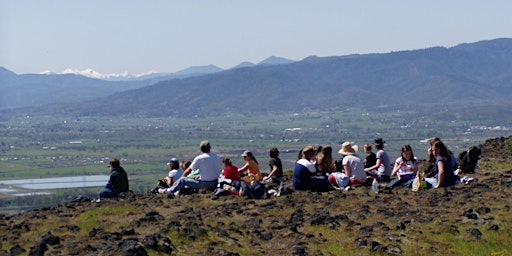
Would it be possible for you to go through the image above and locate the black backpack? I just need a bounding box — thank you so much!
[457,146,481,174]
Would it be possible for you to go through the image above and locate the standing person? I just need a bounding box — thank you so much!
[99,158,129,198]
[365,138,391,182]
[315,145,335,176]
[425,141,459,188]
[238,151,261,184]
[363,143,377,169]
[293,145,331,192]
[387,145,419,188]
[160,141,222,195]
[329,142,367,189]
[262,147,284,196]
[220,157,239,181]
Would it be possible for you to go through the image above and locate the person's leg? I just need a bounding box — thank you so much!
[308,176,331,192]
[276,178,284,196]
[99,187,114,198]
[168,177,193,193]
[401,178,415,188]
[377,175,390,182]
[387,178,403,188]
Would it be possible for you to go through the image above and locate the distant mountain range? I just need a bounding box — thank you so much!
[36,56,296,81]
[2,38,512,117]
[0,56,295,109]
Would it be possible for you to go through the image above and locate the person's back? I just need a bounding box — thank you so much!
[376,149,391,177]
[363,143,377,169]
[191,152,221,181]
[100,158,129,198]
[222,158,239,181]
[111,166,129,194]
[343,154,367,182]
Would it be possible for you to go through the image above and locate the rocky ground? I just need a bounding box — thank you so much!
[1,137,512,256]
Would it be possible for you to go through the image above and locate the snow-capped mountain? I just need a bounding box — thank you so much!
[39,68,159,80]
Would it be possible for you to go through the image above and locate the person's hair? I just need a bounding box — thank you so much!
[201,144,211,153]
[297,149,303,160]
[428,137,442,146]
[429,137,454,156]
[269,147,279,158]
[302,146,316,160]
[315,145,323,155]
[223,157,232,166]
[433,141,451,163]
[401,145,416,163]
[316,146,333,171]
[364,143,372,152]
[181,160,192,170]
[170,161,179,170]
[245,151,258,164]
[109,158,120,168]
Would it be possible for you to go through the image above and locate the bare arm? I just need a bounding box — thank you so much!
[365,158,381,172]
[343,164,351,177]
[435,161,445,189]
[391,161,402,177]
[182,167,192,178]
[238,163,249,173]
[264,165,278,181]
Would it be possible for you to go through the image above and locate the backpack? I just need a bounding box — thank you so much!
[241,181,266,199]
[457,146,481,174]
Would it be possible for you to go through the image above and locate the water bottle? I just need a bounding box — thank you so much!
[372,178,379,193]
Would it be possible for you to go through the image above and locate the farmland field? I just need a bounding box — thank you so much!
[1,109,510,212]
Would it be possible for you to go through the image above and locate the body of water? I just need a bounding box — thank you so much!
[0,175,110,190]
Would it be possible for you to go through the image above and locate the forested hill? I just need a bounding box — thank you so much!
[11,38,512,117]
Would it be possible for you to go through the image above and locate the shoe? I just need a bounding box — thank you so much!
[94,198,101,203]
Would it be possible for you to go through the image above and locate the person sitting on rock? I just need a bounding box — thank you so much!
[238,151,261,184]
[159,141,222,195]
[425,140,459,188]
[293,145,331,192]
[151,158,183,193]
[315,145,336,177]
[363,143,377,169]
[365,138,391,182]
[262,147,284,196]
[220,157,239,181]
[387,145,418,188]
[99,158,130,198]
[328,142,367,190]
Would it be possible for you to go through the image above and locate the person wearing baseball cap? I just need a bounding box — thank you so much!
[166,158,183,186]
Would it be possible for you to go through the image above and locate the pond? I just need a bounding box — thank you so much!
[0,175,110,190]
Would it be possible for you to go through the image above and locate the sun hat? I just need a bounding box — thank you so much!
[241,150,251,157]
[338,141,359,155]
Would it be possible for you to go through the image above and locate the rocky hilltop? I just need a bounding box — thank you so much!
[1,137,512,256]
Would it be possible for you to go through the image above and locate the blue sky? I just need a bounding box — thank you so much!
[1,1,511,75]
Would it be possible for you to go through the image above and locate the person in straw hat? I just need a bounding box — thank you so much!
[328,142,367,190]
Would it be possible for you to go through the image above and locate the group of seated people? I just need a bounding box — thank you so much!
[293,137,462,192]
[154,141,284,198]
[100,137,463,199]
